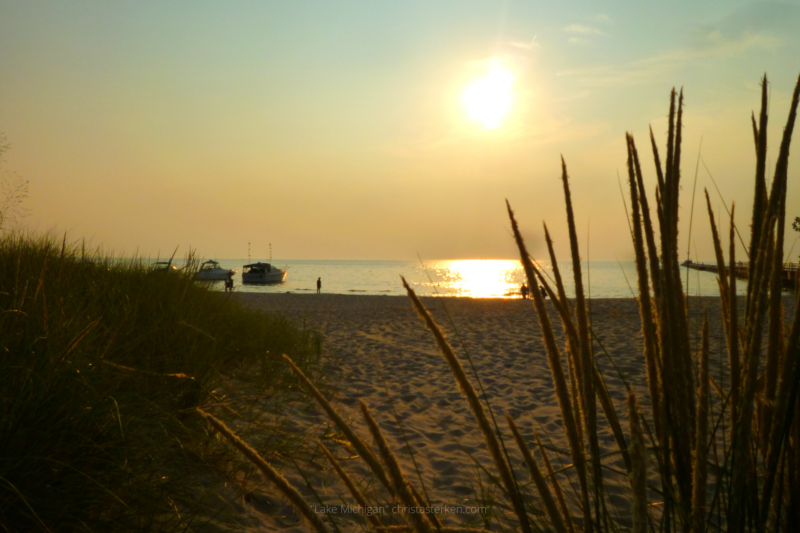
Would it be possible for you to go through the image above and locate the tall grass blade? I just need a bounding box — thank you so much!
[657,88,696,517]
[507,415,570,533]
[627,393,648,533]
[634,131,662,303]
[762,225,786,453]
[730,221,775,531]
[198,409,330,533]
[359,401,434,533]
[507,202,591,532]
[559,158,603,530]
[627,133,663,443]
[704,191,730,301]
[318,441,385,529]
[283,355,395,497]
[727,204,741,431]
[691,315,710,533]
[401,276,533,533]
[542,224,588,448]
[747,75,770,320]
[533,428,576,533]
[409,484,445,530]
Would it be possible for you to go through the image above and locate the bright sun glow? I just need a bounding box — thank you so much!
[435,259,523,298]
[461,65,514,129]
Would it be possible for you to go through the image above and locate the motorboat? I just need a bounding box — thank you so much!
[151,261,179,273]
[241,262,287,284]
[195,260,237,281]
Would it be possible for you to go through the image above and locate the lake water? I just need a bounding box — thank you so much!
[181,258,742,299]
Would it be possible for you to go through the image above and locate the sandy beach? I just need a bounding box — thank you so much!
[213,292,762,532]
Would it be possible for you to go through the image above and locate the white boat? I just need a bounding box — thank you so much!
[241,262,287,284]
[195,260,237,281]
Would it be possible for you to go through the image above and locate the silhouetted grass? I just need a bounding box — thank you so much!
[0,234,321,531]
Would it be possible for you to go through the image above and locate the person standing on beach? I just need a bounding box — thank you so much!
[317,277,321,294]
[520,283,528,299]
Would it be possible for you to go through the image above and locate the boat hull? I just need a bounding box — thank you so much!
[242,270,287,284]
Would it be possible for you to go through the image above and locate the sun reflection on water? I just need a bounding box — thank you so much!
[426,259,526,298]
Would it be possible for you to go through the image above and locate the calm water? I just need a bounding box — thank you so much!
[178,259,744,299]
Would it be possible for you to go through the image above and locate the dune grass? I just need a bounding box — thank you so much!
[0,234,321,532]
[200,72,800,533]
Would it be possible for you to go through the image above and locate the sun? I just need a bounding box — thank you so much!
[461,65,514,129]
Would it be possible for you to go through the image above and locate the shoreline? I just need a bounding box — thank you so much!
[232,291,748,325]
[233,290,740,303]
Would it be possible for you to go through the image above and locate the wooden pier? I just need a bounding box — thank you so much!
[682,260,799,289]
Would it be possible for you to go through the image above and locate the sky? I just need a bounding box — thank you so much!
[1,0,799,261]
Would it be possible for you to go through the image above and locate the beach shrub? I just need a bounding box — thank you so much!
[202,73,800,533]
[0,234,321,532]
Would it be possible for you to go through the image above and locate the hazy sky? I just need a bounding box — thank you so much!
[2,1,799,261]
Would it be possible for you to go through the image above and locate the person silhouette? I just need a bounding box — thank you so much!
[520,283,529,299]
[316,277,321,294]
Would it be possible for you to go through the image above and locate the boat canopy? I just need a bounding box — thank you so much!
[243,262,273,269]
